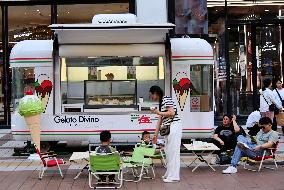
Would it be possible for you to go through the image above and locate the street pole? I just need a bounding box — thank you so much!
[225,0,232,114]
[251,23,258,110]
[1,5,10,126]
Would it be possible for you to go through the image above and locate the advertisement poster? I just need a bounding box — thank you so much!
[190,96,200,112]
[175,0,208,34]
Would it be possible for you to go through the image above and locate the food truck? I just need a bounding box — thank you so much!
[10,0,214,145]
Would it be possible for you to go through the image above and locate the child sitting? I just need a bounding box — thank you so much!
[141,131,163,154]
[141,131,152,145]
[95,130,116,183]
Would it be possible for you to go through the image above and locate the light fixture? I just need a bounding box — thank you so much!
[265,9,269,12]
[37,9,40,12]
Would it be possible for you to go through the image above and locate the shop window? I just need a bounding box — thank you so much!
[190,65,213,112]
[12,67,35,111]
[60,56,164,112]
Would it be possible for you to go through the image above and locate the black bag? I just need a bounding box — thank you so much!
[159,124,171,136]
[262,93,277,112]
[219,152,231,165]
[270,104,278,113]
[159,111,177,136]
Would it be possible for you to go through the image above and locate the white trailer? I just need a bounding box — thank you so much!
[10,2,214,144]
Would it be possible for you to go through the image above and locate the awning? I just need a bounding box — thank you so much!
[49,23,174,44]
[10,40,53,67]
[171,38,214,65]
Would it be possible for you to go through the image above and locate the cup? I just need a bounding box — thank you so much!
[139,97,144,103]
[150,107,156,110]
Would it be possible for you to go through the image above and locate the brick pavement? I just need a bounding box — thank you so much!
[0,129,283,189]
[0,165,283,190]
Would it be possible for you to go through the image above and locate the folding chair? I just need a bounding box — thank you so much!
[151,149,166,168]
[123,146,155,183]
[137,143,166,168]
[89,152,123,189]
[35,146,65,179]
[243,142,278,172]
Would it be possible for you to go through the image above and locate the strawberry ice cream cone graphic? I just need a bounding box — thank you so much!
[35,79,53,111]
[173,72,190,111]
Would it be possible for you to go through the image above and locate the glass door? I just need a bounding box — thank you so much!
[224,24,283,116]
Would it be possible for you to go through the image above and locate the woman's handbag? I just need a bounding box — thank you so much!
[159,124,171,136]
[159,111,177,136]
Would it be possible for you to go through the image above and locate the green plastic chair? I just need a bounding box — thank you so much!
[123,146,156,182]
[135,142,166,168]
[89,152,123,189]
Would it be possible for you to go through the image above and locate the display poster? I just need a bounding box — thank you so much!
[175,0,208,34]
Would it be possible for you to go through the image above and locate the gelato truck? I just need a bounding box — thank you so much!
[10,2,214,145]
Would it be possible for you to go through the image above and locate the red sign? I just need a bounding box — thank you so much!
[138,115,152,124]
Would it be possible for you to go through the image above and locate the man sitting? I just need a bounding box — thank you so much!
[222,117,279,174]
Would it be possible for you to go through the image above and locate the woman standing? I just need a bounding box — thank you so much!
[259,78,282,122]
[149,86,182,183]
[273,79,284,134]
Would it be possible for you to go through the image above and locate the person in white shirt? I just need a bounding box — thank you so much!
[246,111,261,136]
[273,78,284,134]
[259,78,282,122]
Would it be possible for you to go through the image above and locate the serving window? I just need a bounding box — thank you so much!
[190,65,213,112]
[60,56,165,112]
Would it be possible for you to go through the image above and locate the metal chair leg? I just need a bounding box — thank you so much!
[39,166,46,179]
[55,159,64,178]
[151,165,155,179]
[89,171,94,189]
[258,151,266,172]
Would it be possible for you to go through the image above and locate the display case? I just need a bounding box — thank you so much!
[84,80,137,109]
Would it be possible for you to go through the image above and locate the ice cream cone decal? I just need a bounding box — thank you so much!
[19,90,44,151]
[173,72,190,111]
[35,79,53,111]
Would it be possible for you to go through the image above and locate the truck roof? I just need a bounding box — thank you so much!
[10,40,53,68]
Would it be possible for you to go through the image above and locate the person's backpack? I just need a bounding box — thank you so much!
[219,151,231,165]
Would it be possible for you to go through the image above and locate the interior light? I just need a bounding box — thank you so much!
[265,10,269,12]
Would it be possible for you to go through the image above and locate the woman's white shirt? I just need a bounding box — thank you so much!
[259,88,282,112]
[273,88,284,103]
